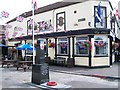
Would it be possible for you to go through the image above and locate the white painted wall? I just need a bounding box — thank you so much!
[48,38,55,59]
[92,57,109,66]
[75,57,89,66]
[7,0,111,39]
[7,19,27,39]
[6,0,113,67]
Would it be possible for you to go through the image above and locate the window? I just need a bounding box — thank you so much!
[75,37,89,55]
[58,38,68,54]
[94,36,108,56]
[94,6,106,28]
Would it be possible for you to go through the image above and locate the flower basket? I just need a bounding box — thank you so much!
[48,42,55,48]
[112,42,119,49]
[77,40,92,50]
[94,41,106,47]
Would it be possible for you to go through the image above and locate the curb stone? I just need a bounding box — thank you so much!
[50,69,120,80]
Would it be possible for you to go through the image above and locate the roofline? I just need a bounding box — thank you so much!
[6,0,109,24]
[6,1,84,24]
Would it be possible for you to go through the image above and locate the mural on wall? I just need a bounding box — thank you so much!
[5,24,12,28]
[56,12,66,31]
[27,19,54,35]
[12,30,18,38]
[38,19,54,32]
[4,31,9,38]
[12,26,23,38]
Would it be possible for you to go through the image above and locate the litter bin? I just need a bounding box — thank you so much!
[67,58,74,68]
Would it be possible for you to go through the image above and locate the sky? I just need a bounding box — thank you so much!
[0,0,119,25]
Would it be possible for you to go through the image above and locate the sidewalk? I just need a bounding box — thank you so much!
[49,62,120,80]
[1,63,119,88]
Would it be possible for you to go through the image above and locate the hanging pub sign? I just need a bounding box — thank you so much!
[56,12,66,31]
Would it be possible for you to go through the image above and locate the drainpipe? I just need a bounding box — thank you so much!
[53,9,55,32]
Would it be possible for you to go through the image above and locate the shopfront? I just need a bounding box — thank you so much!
[7,0,117,68]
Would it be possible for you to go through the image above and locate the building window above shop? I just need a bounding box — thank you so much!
[94,6,106,28]
[75,37,89,55]
[57,38,68,55]
[94,36,108,56]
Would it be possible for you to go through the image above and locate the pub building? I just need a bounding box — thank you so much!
[6,0,120,68]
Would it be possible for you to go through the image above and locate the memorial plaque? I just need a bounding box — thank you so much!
[31,64,49,85]
[31,40,49,85]
[35,40,45,64]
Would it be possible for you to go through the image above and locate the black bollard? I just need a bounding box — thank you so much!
[31,40,49,85]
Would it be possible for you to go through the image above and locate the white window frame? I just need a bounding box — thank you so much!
[57,38,68,55]
[75,37,89,55]
[94,35,108,56]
